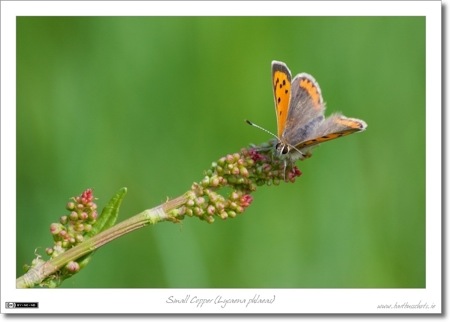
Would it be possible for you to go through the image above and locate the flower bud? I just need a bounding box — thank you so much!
[50,223,63,235]
[66,202,75,211]
[66,261,80,273]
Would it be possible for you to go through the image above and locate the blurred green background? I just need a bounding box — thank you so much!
[17,17,425,288]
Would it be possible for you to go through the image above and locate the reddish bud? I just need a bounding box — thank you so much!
[50,223,63,235]
[66,261,80,273]
[240,195,253,208]
[207,205,216,215]
[89,211,98,221]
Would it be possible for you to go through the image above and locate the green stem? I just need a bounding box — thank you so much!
[16,194,188,288]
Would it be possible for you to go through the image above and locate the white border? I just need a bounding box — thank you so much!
[1,0,441,315]
[0,1,441,16]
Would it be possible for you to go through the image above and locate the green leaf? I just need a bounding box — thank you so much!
[69,187,127,276]
[87,187,127,238]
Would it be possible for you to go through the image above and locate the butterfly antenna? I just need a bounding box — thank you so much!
[245,120,279,141]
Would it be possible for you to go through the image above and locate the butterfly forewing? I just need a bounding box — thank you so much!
[272,61,292,137]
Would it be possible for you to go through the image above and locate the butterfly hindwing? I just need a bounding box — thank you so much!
[295,114,367,150]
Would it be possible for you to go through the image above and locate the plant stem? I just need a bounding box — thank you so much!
[16,194,188,288]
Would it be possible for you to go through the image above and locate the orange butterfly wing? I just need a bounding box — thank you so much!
[295,115,367,150]
[272,61,292,137]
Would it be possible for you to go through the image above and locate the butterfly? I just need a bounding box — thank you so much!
[247,60,367,163]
